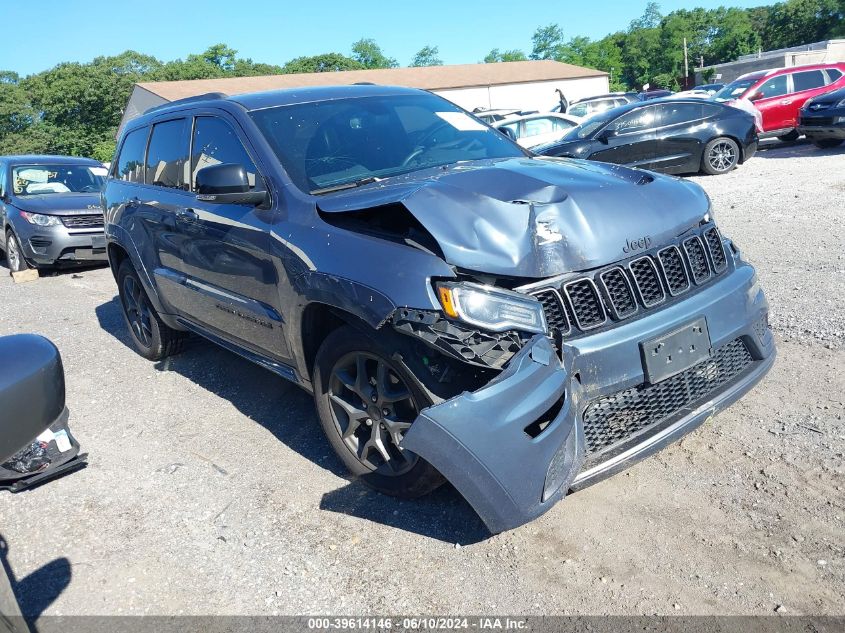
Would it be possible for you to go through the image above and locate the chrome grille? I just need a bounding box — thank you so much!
[683,236,711,284]
[657,246,690,296]
[582,338,753,455]
[563,279,606,330]
[629,257,666,307]
[599,267,637,319]
[704,227,726,273]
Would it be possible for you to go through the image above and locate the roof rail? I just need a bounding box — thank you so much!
[144,92,228,115]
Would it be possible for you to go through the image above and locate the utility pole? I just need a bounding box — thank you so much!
[683,37,689,89]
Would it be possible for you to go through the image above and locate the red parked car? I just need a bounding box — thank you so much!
[712,63,845,141]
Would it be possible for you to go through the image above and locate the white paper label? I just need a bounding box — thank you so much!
[53,430,72,453]
[36,429,55,443]
[435,111,488,132]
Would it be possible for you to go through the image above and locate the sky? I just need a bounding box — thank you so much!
[1,0,776,77]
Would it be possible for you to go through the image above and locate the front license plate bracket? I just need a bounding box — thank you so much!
[640,317,712,384]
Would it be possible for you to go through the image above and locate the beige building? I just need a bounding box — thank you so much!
[118,61,608,135]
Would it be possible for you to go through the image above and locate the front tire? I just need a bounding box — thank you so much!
[313,325,444,498]
[5,230,31,272]
[701,137,740,175]
[117,259,185,361]
[812,138,843,149]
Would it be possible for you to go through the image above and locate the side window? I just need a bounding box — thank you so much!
[658,103,705,126]
[523,117,554,136]
[756,75,788,99]
[0,164,6,198]
[191,117,259,191]
[500,122,520,137]
[612,107,659,134]
[568,103,588,118]
[826,68,843,83]
[115,127,149,183]
[791,70,826,92]
[146,119,189,189]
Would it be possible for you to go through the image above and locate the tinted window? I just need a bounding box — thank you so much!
[757,75,788,99]
[589,99,617,115]
[792,70,826,92]
[657,102,717,126]
[116,127,148,183]
[146,119,188,189]
[827,69,843,82]
[611,107,659,134]
[191,117,259,191]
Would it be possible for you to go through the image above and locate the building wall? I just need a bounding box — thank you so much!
[436,76,609,112]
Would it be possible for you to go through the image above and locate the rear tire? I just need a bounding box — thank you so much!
[5,230,31,272]
[701,137,740,175]
[117,259,185,361]
[812,138,843,149]
[777,130,800,142]
[313,325,445,498]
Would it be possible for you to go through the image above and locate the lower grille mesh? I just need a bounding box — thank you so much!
[582,338,754,455]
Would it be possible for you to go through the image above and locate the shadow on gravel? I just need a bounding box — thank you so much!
[94,296,487,542]
[320,482,490,544]
[1,534,71,628]
[754,137,844,159]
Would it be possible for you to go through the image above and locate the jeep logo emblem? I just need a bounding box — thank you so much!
[623,236,652,254]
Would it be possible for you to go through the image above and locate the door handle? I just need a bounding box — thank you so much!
[175,208,198,223]
[780,99,792,105]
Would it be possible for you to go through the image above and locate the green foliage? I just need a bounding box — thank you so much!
[483,49,528,63]
[282,53,364,74]
[351,38,398,69]
[410,46,443,67]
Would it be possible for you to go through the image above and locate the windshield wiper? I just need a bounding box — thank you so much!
[310,176,381,195]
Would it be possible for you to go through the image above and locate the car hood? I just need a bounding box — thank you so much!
[11,193,102,216]
[317,157,710,278]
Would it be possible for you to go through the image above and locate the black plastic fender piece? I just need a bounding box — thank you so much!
[400,335,586,533]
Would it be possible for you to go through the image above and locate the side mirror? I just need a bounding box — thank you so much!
[499,127,518,141]
[195,163,267,206]
[596,128,617,143]
[748,91,764,102]
[0,335,66,463]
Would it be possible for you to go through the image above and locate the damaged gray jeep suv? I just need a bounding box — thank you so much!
[103,85,775,532]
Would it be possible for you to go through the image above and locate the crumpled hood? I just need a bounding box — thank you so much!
[12,193,102,216]
[317,157,710,278]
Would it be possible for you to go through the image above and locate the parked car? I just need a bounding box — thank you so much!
[693,83,724,95]
[535,98,757,175]
[104,85,774,533]
[472,108,534,124]
[554,92,638,119]
[797,86,845,149]
[711,63,845,140]
[0,155,107,272]
[638,89,674,100]
[493,112,580,148]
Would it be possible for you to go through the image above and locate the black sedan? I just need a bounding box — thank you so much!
[534,99,758,175]
[798,86,845,149]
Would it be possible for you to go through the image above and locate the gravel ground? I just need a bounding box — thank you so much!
[0,139,843,619]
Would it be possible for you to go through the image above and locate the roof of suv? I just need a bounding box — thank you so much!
[0,155,102,165]
[737,62,845,81]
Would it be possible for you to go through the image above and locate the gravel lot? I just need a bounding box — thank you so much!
[0,140,843,619]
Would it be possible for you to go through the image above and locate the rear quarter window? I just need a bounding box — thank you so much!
[115,127,149,183]
[792,70,826,92]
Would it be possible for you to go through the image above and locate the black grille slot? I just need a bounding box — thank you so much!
[599,267,637,319]
[629,257,665,307]
[61,214,104,229]
[704,227,727,273]
[582,339,754,455]
[564,279,606,330]
[532,289,570,334]
[683,236,711,284]
[801,116,835,125]
[657,246,690,296]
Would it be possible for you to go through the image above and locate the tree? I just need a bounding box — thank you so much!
[630,2,663,30]
[410,46,443,67]
[530,24,566,60]
[282,53,364,74]
[351,38,398,69]
[483,49,528,63]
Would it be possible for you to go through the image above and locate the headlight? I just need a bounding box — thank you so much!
[436,282,548,334]
[20,211,61,227]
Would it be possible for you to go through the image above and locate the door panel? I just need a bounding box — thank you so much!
[590,106,660,166]
[751,75,790,131]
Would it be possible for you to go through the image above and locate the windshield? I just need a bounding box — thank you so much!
[561,109,619,140]
[12,164,105,196]
[249,93,525,194]
[712,77,758,101]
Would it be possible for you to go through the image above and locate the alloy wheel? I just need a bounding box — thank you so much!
[327,352,419,475]
[707,141,737,172]
[6,234,21,271]
[122,275,153,348]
